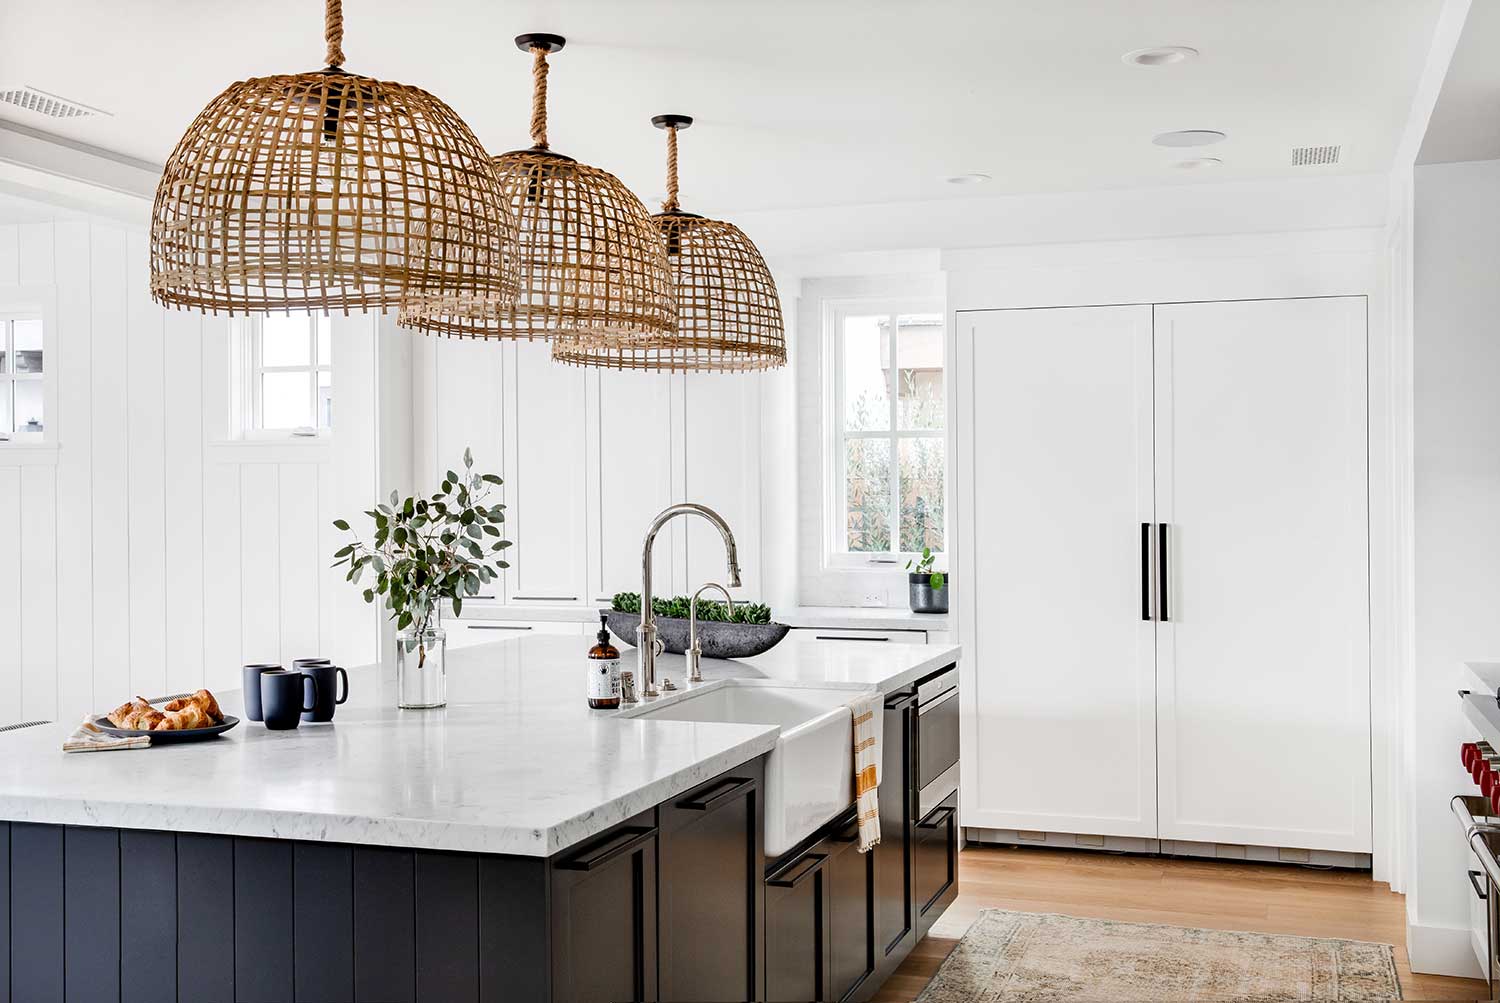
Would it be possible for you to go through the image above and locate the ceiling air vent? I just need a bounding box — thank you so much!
[0,85,109,121]
[1291,145,1341,166]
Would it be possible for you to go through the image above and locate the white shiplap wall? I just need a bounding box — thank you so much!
[0,217,379,724]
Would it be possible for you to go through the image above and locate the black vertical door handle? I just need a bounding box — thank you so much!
[1158,523,1170,622]
[1141,523,1152,621]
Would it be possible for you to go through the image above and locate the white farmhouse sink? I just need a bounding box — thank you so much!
[626,683,882,856]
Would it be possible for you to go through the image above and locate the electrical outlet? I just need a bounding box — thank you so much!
[861,593,884,607]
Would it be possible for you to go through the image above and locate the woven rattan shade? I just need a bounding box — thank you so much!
[552,211,784,371]
[150,3,516,315]
[398,149,674,339]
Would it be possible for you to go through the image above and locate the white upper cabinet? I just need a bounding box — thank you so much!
[959,305,1159,839]
[431,337,505,601]
[1153,297,1369,853]
[503,341,588,604]
[683,372,762,602]
[589,369,677,604]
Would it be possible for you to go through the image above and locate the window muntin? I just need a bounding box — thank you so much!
[0,315,45,439]
[832,307,945,563]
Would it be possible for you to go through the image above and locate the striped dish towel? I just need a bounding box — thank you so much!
[63,717,150,753]
[848,692,882,852]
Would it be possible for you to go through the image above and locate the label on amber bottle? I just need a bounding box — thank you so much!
[587,657,621,702]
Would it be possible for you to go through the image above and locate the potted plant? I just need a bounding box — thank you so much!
[332,448,511,708]
[906,547,948,614]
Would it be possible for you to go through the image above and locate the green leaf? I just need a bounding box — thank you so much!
[482,525,500,537]
[930,571,945,591]
[363,589,374,603]
[334,544,354,558]
[445,470,459,484]
[464,446,473,468]
[333,518,350,531]
[452,596,463,618]
[481,474,503,485]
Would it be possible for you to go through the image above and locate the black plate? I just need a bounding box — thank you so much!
[91,715,239,743]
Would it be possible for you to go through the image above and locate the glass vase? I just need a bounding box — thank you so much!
[396,625,447,709]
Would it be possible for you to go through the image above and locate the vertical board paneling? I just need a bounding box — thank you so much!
[328,316,378,669]
[120,830,176,1003]
[163,309,205,695]
[89,223,131,712]
[202,462,244,692]
[0,224,18,282]
[125,231,167,698]
[52,221,93,718]
[10,823,64,1001]
[354,847,416,1003]
[684,373,762,601]
[415,852,480,1002]
[17,221,54,285]
[19,465,58,721]
[479,858,549,1003]
[277,463,320,664]
[0,822,9,1003]
[241,465,281,664]
[235,837,294,1003]
[63,825,120,1001]
[0,468,20,719]
[294,842,355,1002]
[317,462,336,655]
[179,834,235,1001]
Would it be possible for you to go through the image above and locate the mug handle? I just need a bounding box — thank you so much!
[336,666,349,705]
[302,674,320,714]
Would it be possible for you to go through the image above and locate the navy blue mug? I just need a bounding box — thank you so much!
[260,670,318,731]
[299,663,349,722]
[241,664,282,722]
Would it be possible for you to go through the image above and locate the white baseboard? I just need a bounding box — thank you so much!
[1408,919,1484,979]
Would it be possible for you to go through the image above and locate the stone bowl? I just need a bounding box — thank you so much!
[605,612,790,660]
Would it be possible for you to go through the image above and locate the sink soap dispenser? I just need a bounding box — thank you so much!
[586,612,622,710]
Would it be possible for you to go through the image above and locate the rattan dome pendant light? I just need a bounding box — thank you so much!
[398,34,674,341]
[150,0,517,315]
[551,115,785,372]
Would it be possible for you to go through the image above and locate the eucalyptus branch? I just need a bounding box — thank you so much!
[332,447,512,666]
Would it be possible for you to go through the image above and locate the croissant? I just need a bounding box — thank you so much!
[154,703,210,731]
[164,690,223,724]
[106,698,144,729]
[109,697,163,731]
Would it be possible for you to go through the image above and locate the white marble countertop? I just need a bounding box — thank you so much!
[0,635,960,857]
[456,603,951,633]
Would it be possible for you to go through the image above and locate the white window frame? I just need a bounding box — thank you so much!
[0,285,58,449]
[823,298,947,571]
[233,314,332,441]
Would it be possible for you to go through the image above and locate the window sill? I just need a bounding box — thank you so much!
[0,443,58,467]
[206,438,331,465]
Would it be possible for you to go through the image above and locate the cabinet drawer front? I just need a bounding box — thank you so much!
[917,687,960,793]
[914,793,958,935]
[788,627,927,645]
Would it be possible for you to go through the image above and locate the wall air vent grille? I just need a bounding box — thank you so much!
[0,85,109,120]
[1291,145,1341,166]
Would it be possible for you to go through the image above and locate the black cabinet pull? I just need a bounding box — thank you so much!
[512,595,578,602]
[883,690,916,711]
[554,826,656,871]
[917,805,956,830]
[676,776,753,812]
[815,635,890,642]
[766,852,826,888]
[466,624,533,631]
[1141,523,1152,621]
[1471,869,1489,900]
[1158,523,1170,622]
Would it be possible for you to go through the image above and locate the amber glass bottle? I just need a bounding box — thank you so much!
[586,612,622,709]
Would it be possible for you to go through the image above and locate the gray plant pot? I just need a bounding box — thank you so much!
[605,611,790,659]
[909,573,950,614]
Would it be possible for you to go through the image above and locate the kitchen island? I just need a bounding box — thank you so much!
[0,634,961,1003]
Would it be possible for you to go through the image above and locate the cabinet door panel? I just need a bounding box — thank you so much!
[961,306,1157,836]
[433,339,506,599]
[551,825,659,1003]
[683,372,760,600]
[874,695,914,962]
[827,828,875,1002]
[766,850,827,1003]
[1154,297,1369,852]
[914,794,958,937]
[506,342,587,603]
[592,369,676,602]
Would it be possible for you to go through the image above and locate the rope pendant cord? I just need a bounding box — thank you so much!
[663,126,680,211]
[530,46,550,149]
[324,0,345,68]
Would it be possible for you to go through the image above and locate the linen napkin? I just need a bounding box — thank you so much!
[847,691,882,852]
[63,716,150,753]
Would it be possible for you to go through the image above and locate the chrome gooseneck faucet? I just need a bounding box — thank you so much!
[638,503,742,698]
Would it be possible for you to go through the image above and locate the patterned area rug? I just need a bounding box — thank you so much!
[916,910,1403,1001]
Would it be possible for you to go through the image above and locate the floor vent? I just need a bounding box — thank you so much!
[0,85,109,121]
[1291,144,1341,166]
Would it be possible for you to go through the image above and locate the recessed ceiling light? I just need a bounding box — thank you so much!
[1122,46,1198,67]
[1153,129,1227,148]
[945,172,992,185]
[1175,157,1223,170]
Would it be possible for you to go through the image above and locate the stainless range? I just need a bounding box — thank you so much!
[1454,660,1500,992]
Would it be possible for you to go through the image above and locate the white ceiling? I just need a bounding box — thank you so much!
[0,0,1445,216]
[1418,0,1500,165]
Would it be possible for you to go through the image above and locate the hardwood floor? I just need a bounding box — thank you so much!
[872,844,1491,1002]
